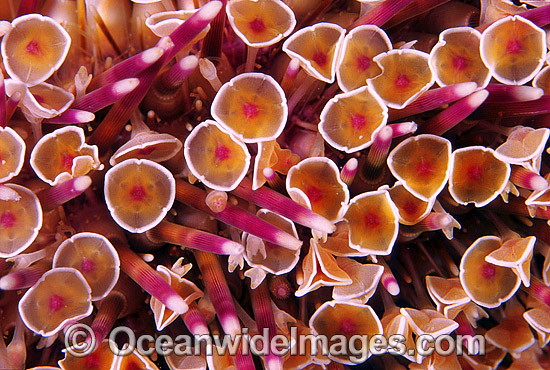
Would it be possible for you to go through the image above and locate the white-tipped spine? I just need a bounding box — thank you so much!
[531,175,549,191]
[73,176,93,192]
[223,240,245,255]
[511,167,549,191]
[512,86,544,101]
[390,121,417,138]
[114,78,140,95]
[455,81,479,97]
[275,231,303,251]
[466,89,490,109]
[197,0,223,22]
[180,55,199,71]
[341,158,358,186]
[0,275,16,290]
[383,275,400,296]
[75,110,96,122]
[142,46,164,64]
[166,295,189,315]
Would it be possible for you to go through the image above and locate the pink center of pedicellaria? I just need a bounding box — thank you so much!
[215,145,231,161]
[125,360,143,370]
[249,17,266,33]
[305,185,323,203]
[276,285,290,298]
[339,318,356,336]
[48,294,65,312]
[350,113,366,130]
[363,212,381,229]
[242,102,259,119]
[452,56,468,71]
[61,153,75,171]
[1,211,16,228]
[395,74,410,88]
[402,201,418,216]
[415,158,434,177]
[130,185,147,202]
[80,257,95,274]
[138,146,156,155]
[25,40,42,56]
[481,262,496,280]
[312,51,328,67]
[506,39,522,55]
[84,353,101,369]
[356,55,371,71]
[466,165,483,182]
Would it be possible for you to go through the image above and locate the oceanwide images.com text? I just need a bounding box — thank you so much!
[65,323,486,364]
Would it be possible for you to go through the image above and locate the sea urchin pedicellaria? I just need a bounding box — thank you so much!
[3,1,550,370]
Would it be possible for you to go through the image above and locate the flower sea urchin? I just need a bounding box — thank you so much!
[1,1,550,370]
